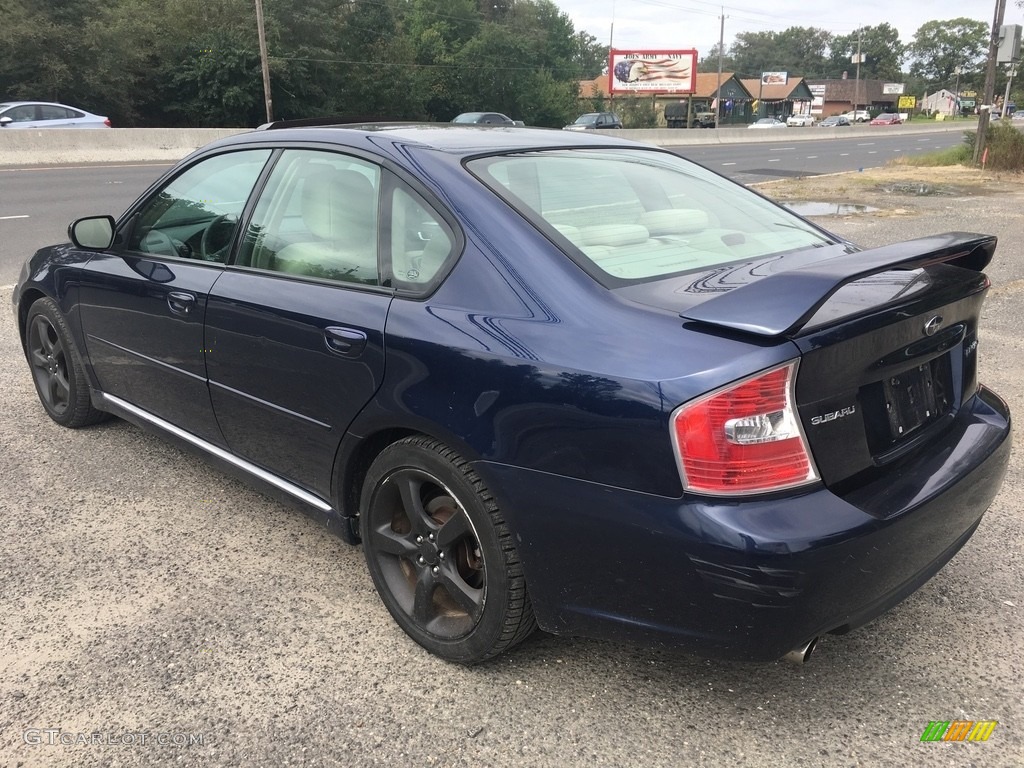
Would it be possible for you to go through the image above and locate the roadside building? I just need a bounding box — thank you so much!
[738,77,815,122]
[577,72,752,127]
[921,89,959,116]
[804,79,901,118]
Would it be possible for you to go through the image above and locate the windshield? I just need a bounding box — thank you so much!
[467,148,835,286]
[574,114,599,125]
[452,113,484,124]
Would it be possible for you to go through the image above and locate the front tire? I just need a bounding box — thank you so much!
[359,436,536,663]
[25,297,108,428]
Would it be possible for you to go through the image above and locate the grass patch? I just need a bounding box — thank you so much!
[892,144,972,166]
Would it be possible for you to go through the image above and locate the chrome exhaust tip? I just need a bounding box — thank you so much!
[782,637,818,665]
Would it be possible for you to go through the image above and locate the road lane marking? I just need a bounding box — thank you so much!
[0,215,29,220]
[840,153,850,156]
[868,150,878,154]
[722,162,737,166]
[0,163,172,173]
[769,158,781,162]
[893,149,902,152]
[806,155,818,159]
[856,142,875,146]
[769,147,795,151]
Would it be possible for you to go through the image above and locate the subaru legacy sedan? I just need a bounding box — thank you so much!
[13,124,1010,665]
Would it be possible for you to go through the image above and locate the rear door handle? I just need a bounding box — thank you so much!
[167,291,196,315]
[324,326,367,357]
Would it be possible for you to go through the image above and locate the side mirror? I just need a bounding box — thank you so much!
[69,215,116,249]
[0,116,12,127]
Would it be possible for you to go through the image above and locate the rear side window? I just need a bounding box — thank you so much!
[467,149,835,286]
[38,105,80,120]
[238,149,382,286]
[389,186,454,287]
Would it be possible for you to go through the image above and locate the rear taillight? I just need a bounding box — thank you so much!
[671,360,818,495]
[104,118,112,127]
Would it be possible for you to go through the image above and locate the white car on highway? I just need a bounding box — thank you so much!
[748,117,787,129]
[0,101,111,128]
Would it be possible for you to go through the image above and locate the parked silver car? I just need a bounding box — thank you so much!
[0,101,111,128]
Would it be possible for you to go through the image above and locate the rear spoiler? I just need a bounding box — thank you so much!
[680,232,996,337]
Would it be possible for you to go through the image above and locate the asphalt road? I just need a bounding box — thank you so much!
[0,129,968,286]
[669,131,966,183]
[2,160,1023,765]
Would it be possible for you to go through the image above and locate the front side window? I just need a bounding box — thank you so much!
[238,149,381,286]
[126,149,272,263]
[4,105,37,122]
[467,149,835,285]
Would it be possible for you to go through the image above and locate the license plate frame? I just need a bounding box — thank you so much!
[882,356,950,440]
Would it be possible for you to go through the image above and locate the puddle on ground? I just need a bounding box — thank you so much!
[783,201,879,216]
[876,182,961,196]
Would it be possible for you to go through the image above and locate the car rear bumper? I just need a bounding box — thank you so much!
[475,386,1011,661]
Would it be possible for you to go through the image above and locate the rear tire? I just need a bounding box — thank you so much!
[359,436,536,663]
[25,298,108,428]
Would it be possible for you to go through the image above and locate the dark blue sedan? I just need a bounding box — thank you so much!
[12,124,1011,664]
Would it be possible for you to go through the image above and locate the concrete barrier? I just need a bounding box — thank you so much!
[0,128,247,167]
[0,122,978,167]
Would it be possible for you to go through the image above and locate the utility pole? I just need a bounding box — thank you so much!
[608,0,615,112]
[853,28,863,117]
[255,0,273,124]
[1002,62,1017,118]
[715,8,726,128]
[974,0,1008,165]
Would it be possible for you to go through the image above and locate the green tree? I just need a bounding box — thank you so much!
[729,27,832,77]
[909,18,989,83]
[827,24,905,81]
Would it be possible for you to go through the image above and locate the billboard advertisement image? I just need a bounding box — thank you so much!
[608,50,697,94]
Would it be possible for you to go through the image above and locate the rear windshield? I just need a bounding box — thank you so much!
[466,148,835,285]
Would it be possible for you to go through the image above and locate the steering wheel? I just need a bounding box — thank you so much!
[200,214,237,262]
[139,229,182,258]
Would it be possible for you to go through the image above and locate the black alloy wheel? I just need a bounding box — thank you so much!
[359,437,536,663]
[25,298,108,428]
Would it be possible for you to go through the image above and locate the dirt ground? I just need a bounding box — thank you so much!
[756,163,1024,216]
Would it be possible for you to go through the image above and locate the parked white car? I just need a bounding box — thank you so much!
[786,114,815,127]
[843,110,871,123]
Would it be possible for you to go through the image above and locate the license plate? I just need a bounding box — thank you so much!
[883,358,949,439]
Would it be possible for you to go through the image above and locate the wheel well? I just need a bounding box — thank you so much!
[16,288,46,350]
[336,427,418,541]
[335,427,490,545]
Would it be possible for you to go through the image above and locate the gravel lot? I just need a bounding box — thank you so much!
[2,167,1022,767]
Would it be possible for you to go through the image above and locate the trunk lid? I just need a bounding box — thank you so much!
[617,232,996,491]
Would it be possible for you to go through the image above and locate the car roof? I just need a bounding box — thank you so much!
[215,123,648,158]
[0,100,85,108]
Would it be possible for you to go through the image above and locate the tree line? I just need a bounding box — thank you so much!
[0,0,1011,128]
[703,19,1005,101]
[0,0,608,127]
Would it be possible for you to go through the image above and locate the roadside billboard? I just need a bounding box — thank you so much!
[883,83,906,94]
[608,50,697,94]
[760,71,788,86]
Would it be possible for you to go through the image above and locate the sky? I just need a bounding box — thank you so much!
[556,0,1024,58]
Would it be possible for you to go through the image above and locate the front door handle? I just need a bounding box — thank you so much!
[324,326,367,357]
[167,291,196,315]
